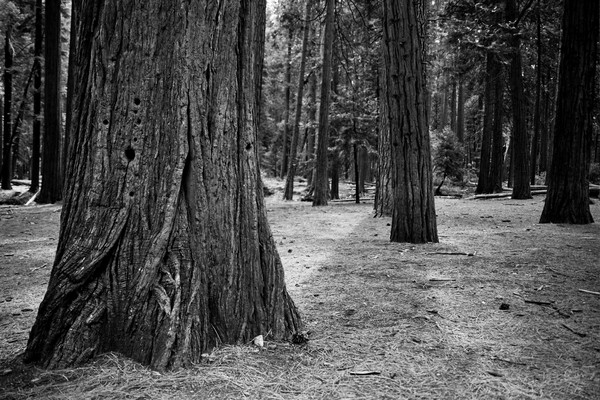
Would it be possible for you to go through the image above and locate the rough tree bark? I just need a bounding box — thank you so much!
[540,0,598,224]
[375,61,392,217]
[284,0,312,201]
[30,0,43,193]
[25,0,301,371]
[1,25,14,190]
[312,0,335,206]
[382,0,438,243]
[38,0,63,203]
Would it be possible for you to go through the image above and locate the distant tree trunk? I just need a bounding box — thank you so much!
[530,1,541,185]
[540,0,598,224]
[353,142,360,203]
[30,0,43,193]
[383,0,438,243]
[312,0,335,206]
[11,66,35,180]
[330,151,339,200]
[450,80,457,133]
[539,81,549,173]
[25,0,301,371]
[358,145,368,194]
[477,51,504,194]
[507,0,531,199]
[456,78,465,142]
[440,82,448,129]
[284,0,312,200]
[38,0,63,203]
[280,28,294,179]
[1,26,14,190]
[305,71,317,186]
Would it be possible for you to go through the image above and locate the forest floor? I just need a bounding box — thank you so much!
[0,178,599,399]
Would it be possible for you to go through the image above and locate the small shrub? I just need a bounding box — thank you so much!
[433,129,465,194]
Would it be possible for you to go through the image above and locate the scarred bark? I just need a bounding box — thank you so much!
[25,0,301,371]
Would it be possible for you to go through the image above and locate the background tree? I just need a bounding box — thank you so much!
[38,0,62,203]
[382,0,438,243]
[312,0,336,206]
[1,23,13,190]
[25,0,301,370]
[283,0,312,201]
[29,0,42,193]
[540,0,598,224]
[506,0,531,199]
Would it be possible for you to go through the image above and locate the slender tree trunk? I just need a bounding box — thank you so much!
[280,28,294,179]
[284,0,312,200]
[25,0,301,371]
[540,0,598,224]
[539,80,549,172]
[507,0,531,199]
[330,151,339,199]
[11,66,35,180]
[530,0,541,185]
[450,80,457,133]
[2,26,14,190]
[353,142,360,203]
[476,52,496,194]
[456,78,465,142]
[30,0,43,193]
[489,53,505,193]
[312,0,335,206]
[38,0,63,203]
[383,0,438,243]
[305,71,317,186]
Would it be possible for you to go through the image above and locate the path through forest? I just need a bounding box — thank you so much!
[0,179,599,399]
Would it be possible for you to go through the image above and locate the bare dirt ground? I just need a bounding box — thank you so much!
[0,178,599,399]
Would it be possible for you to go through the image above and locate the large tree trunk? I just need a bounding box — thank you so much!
[540,0,598,224]
[507,0,531,200]
[30,0,43,193]
[284,0,312,201]
[312,0,335,206]
[305,70,317,186]
[25,0,301,371]
[383,0,438,244]
[1,26,14,190]
[38,0,63,203]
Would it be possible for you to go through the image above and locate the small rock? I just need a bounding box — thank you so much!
[288,249,292,253]
[499,303,510,310]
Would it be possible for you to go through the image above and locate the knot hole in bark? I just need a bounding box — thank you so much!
[245,142,252,151]
[133,97,141,106]
[125,146,135,161]
[102,119,109,126]
[135,118,142,126]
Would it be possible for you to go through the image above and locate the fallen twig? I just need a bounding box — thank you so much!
[578,289,600,297]
[428,278,456,282]
[426,252,475,256]
[524,299,554,306]
[561,323,587,338]
[349,371,381,376]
